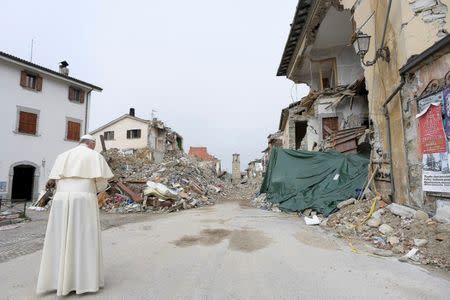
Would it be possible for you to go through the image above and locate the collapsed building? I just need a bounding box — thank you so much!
[277,4,369,154]
[246,159,263,179]
[261,131,283,172]
[188,146,222,175]
[90,108,183,163]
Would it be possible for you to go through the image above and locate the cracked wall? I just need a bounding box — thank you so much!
[341,0,450,204]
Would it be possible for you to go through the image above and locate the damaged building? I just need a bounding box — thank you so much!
[278,0,450,219]
[277,2,369,154]
[90,108,183,163]
[246,159,263,179]
[188,147,222,175]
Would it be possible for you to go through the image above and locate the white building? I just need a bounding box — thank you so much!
[90,108,150,152]
[90,108,183,162]
[0,51,102,202]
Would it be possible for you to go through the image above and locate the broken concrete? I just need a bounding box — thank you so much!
[386,203,417,219]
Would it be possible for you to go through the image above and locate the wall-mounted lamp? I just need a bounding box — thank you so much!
[353,31,390,66]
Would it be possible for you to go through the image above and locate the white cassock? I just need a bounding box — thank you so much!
[36,144,113,296]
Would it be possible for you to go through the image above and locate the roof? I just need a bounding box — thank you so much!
[0,51,102,91]
[267,131,283,142]
[188,147,217,161]
[278,99,304,131]
[399,34,450,75]
[90,114,149,135]
[277,0,313,76]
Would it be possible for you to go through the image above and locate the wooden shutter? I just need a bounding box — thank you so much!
[79,90,85,103]
[68,87,75,100]
[127,130,131,139]
[19,111,37,134]
[36,76,43,91]
[20,71,27,87]
[67,121,81,141]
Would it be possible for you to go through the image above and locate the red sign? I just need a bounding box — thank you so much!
[419,104,447,154]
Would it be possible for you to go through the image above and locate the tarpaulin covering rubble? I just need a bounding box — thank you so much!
[260,148,369,216]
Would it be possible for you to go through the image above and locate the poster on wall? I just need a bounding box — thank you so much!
[418,92,443,113]
[418,102,450,192]
[418,103,447,153]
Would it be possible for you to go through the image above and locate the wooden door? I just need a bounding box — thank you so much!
[322,117,338,139]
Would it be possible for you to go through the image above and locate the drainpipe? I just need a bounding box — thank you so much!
[382,76,405,202]
[84,89,93,134]
[380,0,392,50]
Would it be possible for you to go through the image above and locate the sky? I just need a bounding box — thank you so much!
[1,0,309,171]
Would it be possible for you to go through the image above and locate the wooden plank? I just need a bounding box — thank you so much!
[100,134,107,152]
[115,181,143,203]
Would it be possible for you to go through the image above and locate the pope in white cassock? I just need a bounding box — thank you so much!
[36,134,113,296]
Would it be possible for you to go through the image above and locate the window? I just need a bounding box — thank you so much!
[104,131,114,140]
[66,121,81,141]
[318,58,337,90]
[18,111,38,135]
[127,129,141,139]
[68,87,85,103]
[20,71,42,91]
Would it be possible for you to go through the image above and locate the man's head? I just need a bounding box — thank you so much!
[79,134,96,150]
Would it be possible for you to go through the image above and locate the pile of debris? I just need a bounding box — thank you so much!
[326,199,450,270]
[300,76,366,110]
[251,193,280,212]
[99,148,233,214]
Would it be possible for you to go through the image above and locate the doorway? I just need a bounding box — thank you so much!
[295,121,307,150]
[11,165,35,202]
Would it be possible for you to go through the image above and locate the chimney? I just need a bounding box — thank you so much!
[129,108,135,117]
[59,61,69,76]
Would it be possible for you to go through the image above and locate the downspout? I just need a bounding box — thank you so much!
[382,76,405,202]
[84,89,93,134]
[380,0,392,50]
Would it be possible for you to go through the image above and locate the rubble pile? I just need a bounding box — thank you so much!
[250,190,450,271]
[100,148,233,214]
[251,193,280,212]
[326,199,450,271]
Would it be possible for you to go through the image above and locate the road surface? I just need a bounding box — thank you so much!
[1,202,449,299]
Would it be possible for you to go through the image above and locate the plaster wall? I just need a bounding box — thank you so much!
[301,45,364,87]
[0,60,90,201]
[92,117,149,152]
[314,95,368,139]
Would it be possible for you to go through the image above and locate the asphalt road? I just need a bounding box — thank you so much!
[1,202,450,300]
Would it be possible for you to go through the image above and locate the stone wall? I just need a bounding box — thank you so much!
[401,53,450,210]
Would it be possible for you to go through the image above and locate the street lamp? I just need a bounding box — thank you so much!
[353,31,390,66]
[353,32,371,56]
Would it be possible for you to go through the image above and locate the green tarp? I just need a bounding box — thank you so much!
[260,148,369,216]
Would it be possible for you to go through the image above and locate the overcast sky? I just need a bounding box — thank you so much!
[1,0,309,171]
